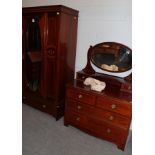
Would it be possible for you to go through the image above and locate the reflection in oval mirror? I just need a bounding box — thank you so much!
[91,42,132,72]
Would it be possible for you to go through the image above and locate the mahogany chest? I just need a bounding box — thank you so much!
[64,80,132,150]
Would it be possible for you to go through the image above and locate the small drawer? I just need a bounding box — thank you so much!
[66,88,96,105]
[96,96,131,117]
[65,99,95,115]
[65,109,88,128]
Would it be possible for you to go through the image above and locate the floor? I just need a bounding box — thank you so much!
[22,104,132,155]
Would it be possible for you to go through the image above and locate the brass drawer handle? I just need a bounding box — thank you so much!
[76,117,80,121]
[78,94,83,99]
[108,116,114,121]
[128,86,131,90]
[107,128,111,133]
[82,76,85,79]
[111,104,116,109]
[42,104,46,108]
[77,105,82,110]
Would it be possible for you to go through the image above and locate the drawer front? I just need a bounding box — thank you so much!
[23,96,52,114]
[96,96,132,117]
[65,109,89,129]
[66,99,130,129]
[66,88,96,105]
[65,106,129,149]
[65,99,93,112]
[23,92,55,114]
[89,117,128,144]
[92,109,131,129]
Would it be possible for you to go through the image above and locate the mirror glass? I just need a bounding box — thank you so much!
[25,17,42,92]
[90,42,132,72]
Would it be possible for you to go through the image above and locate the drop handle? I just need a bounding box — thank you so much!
[82,76,85,79]
[42,104,46,108]
[108,116,114,121]
[111,104,116,109]
[76,117,80,121]
[107,128,111,133]
[77,105,82,110]
[78,94,83,99]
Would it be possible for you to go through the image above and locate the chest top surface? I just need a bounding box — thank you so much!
[67,80,132,103]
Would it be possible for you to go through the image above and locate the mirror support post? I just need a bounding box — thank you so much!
[82,46,95,74]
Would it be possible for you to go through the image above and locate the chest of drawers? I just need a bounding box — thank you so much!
[64,80,132,150]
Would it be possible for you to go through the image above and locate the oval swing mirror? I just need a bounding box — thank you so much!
[90,42,132,73]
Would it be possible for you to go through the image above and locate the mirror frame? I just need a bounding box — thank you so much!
[82,42,132,74]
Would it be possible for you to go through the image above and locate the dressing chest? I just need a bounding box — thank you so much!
[64,42,132,150]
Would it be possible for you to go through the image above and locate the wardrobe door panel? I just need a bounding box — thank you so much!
[44,12,59,98]
[46,57,56,98]
[24,13,45,51]
[47,12,59,47]
[23,13,45,93]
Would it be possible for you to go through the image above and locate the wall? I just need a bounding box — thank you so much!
[22,0,132,77]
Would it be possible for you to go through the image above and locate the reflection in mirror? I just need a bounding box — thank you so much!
[26,17,42,92]
[27,17,41,51]
[26,52,42,92]
[91,42,132,72]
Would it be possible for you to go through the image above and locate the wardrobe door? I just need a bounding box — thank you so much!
[44,12,59,99]
[22,13,45,94]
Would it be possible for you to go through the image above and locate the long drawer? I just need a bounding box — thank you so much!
[89,116,128,146]
[66,99,130,129]
[23,91,55,115]
[96,96,132,117]
[65,108,128,147]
